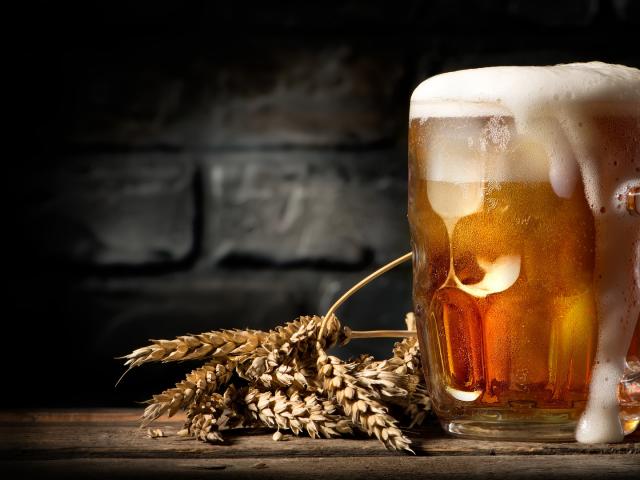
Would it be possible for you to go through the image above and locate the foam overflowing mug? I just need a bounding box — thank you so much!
[408,62,640,442]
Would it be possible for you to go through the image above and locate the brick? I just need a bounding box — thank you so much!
[54,44,405,148]
[20,153,195,266]
[202,150,409,267]
[83,273,313,353]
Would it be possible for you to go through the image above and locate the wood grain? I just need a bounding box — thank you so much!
[1,409,638,479]
[3,455,640,480]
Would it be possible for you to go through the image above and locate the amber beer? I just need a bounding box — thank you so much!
[409,112,640,439]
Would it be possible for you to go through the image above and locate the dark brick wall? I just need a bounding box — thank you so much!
[8,0,639,407]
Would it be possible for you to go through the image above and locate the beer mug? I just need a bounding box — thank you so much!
[408,63,640,442]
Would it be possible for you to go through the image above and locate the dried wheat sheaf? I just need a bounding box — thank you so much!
[119,313,430,453]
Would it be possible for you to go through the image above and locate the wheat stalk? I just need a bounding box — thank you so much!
[185,385,354,443]
[119,329,266,373]
[121,316,347,373]
[403,385,431,428]
[141,359,236,425]
[123,252,431,452]
[315,340,414,453]
[185,385,254,443]
[124,303,429,453]
[136,316,347,423]
[355,366,417,400]
[128,314,427,451]
[237,356,318,391]
[236,315,347,389]
[391,314,431,427]
[271,315,350,354]
[244,388,353,439]
[346,346,429,428]
[131,315,426,450]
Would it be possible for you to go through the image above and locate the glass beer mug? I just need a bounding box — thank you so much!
[408,62,640,442]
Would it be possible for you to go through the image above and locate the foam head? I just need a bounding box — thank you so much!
[411,62,640,195]
[410,62,640,119]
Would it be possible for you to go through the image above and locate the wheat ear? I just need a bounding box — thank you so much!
[238,315,348,389]
[138,315,348,424]
[392,313,431,427]
[315,339,413,453]
[141,359,236,425]
[119,329,266,372]
[185,385,253,443]
[244,388,352,439]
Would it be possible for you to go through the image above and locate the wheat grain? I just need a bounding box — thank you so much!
[235,315,347,389]
[146,428,165,438]
[264,315,349,359]
[403,384,431,428]
[355,366,416,400]
[315,344,413,453]
[120,329,266,372]
[389,314,431,427]
[244,388,352,439]
[141,359,236,425]
[393,333,422,369]
[121,316,346,375]
[347,351,429,429]
[187,385,254,443]
[237,357,317,391]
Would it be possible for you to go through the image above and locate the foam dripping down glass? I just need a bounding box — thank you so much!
[408,62,640,442]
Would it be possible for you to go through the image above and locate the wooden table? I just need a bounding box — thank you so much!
[1,409,638,479]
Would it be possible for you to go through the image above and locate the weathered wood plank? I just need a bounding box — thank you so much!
[3,455,640,480]
[1,409,638,461]
[0,409,164,424]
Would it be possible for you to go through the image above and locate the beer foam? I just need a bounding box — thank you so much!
[411,62,640,443]
[410,62,640,119]
[412,62,639,190]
